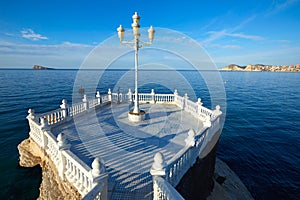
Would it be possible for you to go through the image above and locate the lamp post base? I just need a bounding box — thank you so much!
[128,110,146,122]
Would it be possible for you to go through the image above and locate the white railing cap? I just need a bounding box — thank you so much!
[150,152,166,176]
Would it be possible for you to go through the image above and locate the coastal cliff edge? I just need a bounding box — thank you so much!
[17,137,81,200]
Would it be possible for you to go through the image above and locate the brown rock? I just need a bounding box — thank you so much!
[18,137,81,200]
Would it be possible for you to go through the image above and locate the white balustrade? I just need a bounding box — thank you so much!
[197,105,213,119]
[26,108,108,199]
[153,176,184,200]
[35,108,65,125]
[89,98,100,109]
[138,93,153,103]
[185,99,198,115]
[151,115,222,200]
[155,94,174,103]
[174,95,184,109]
[101,95,109,104]
[68,102,86,116]
[28,119,44,147]
[111,93,119,103]
[26,89,222,200]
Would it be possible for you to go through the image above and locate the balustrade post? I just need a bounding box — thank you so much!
[82,94,89,111]
[184,93,189,110]
[27,108,35,120]
[96,91,101,105]
[212,105,222,119]
[91,157,108,199]
[57,133,70,181]
[151,89,155,104]
[203,115,212,128]
[150,152,166,200]
[40,117,49,130]
[60,99,69,119]
[185,129,196,147]
[38,117,49,148]
[197,98,203,115]
[127,89,132,103]
[108,89,112,102]
[174,90,179,107]
[150,152,166,177]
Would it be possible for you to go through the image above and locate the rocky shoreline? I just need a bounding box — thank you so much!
[220,64,300,72]
[18,137,81,200]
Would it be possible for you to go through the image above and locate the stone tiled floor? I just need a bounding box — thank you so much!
[52,103,204,199]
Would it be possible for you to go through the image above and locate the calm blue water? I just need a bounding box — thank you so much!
[0,69,299,199]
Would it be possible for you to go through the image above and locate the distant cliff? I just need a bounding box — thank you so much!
[33,65,53,70]
[220,64,300,72]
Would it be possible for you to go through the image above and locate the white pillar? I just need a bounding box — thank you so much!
[60,99,69,118]
[127,89,132,102]
[108,89,112,102]
[82,94,89,111]
[151,89,155,104]
[57,133,70,181]
[96,91,101,104]
[27,108,35,119]
[185,129,196,147]
[150,152,166,176]
[91,157,108,199]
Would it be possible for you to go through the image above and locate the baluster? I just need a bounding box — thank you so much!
[76,171,82,188]
[70,164,76,182]
[52,113,55,124]
[65,159,71,177]
[49,113,53,124]
[69,162,75,179]
[56,111,59,122]
[57,111,61,122]
[82,175,88,194]
[53,112,57,124]
[56,112,59,123]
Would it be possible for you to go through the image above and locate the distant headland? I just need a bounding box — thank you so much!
[220,64,300,72]
[33,65,53,70]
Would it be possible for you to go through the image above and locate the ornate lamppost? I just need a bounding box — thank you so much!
[117,12,155,122]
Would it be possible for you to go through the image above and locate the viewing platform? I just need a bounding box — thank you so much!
[24,89,222,200]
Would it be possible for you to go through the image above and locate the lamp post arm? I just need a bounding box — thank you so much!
[121,40,152,50]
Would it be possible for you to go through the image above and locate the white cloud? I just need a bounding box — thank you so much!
[274,39,290,43]
[206,30,263,41]
[266,0,299,16]
[0,40,95,68]
[208,43,241,49]
[21,28,48,41]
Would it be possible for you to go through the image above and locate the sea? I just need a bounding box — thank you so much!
[0,69,299,200]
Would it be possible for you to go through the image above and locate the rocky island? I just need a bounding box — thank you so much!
[220,64,300,72]
[33,65,53,70]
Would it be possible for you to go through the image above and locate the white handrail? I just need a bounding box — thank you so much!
[69,102,86,116]
[27,89,222,200]
[153,176,184,200]
[26,116,108,199]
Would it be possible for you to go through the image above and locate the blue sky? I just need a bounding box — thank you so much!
[0,0,299,68]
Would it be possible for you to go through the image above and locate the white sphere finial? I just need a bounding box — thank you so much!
[150,152,166,176]
[92,157,105,177]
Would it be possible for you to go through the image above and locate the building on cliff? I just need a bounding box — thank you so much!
[220,63,300,72]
